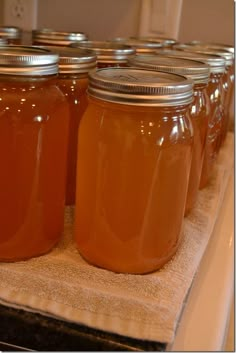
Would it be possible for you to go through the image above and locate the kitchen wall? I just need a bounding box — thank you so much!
[37,0,141,40]
[179,0,234,44]
[0,0,233,44]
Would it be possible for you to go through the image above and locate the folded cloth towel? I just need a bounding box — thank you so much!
[0,133,233,345]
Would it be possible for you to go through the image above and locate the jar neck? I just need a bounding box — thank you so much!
[209,72,223,83]
[193,82,208,92]
[58,72,88,80]
[89,95,191,114]
[0,74,58,89]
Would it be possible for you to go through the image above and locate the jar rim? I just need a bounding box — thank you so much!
[0,45,59,76]
[129,55,210,84]
[88,67,194,106]
[36,46,97,74]
[70,41,135,63]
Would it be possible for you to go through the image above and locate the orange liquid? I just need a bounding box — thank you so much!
[75,97,193,274]
[56,75,89,205]
[200,72,224,189]
[0,77,69,261]
[221,65,234,143]
[184,84,209,215]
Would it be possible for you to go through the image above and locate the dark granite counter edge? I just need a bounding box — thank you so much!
[0,304,166,351]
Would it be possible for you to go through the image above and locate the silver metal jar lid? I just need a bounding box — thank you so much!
[111,38,163,53]
[156,48,226,74]
[129,55,210,84]
[32,28,88,46]
[185,41,235,56]
[182,46,234,66]
[0,46,59,76]
[70,41,135,63]
[88,67,193,106]
[130,36,177,46]
[0,37,7,45]
[38,46,97,74]
[0,26,22,39]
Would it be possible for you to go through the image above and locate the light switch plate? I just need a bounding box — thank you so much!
[139,0,183,39]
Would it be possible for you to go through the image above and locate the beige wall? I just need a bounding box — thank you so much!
[179,0,234,44]
[37,0,141,40]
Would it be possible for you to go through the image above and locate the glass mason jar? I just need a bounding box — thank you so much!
[158,49,226,188]
[75,68,194,274]
[42,46,97,205]
[70,41,135,68]
[197,47,233,144]
[179,45,234,147]
[0,46,70,261]
[32,28,88,46]
[129,54,210,215]
[0,26,22,44]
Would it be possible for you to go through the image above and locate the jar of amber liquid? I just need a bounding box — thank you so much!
[32,28,88,46]
[75,68,193,274]
[71,41,135,68]
[190,46,234,145]
[0,46,69,261]
[43,46,97,205]
[159,48,226,188]
[0,26,22,44]
[129,55,210,215]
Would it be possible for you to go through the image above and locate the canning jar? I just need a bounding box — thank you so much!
[75,67,193,274]
[0,26,22,44]
[43,46,97,205]
[182,45,234,145]
[157,49,226,188]
[32,28,88,46]
[0,46,70,261]
[70,41,135,68]
[129,55,210,214]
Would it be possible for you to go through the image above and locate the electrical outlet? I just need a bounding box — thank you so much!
[3,0,38,31]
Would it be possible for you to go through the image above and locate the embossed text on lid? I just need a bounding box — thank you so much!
[88,67,194,106]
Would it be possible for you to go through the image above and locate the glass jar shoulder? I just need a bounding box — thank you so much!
[55,75,88,97]
[81,97,193,147]
[0,77,67,117]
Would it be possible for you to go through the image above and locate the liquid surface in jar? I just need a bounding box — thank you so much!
[0,78,69,261]
[56,75,89,205]
[75,97,193,274]
[185,84,209,214]
[200,73,224,188]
